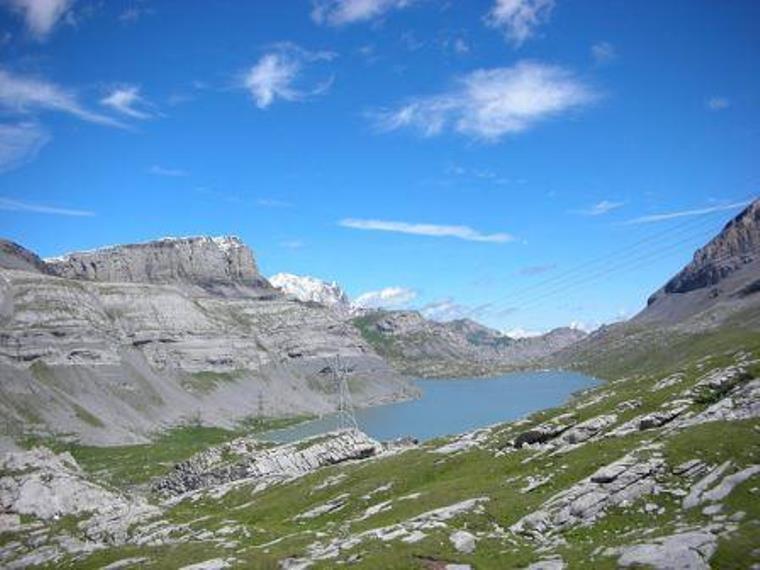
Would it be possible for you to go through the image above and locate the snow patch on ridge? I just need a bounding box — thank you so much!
[270,273,350,309]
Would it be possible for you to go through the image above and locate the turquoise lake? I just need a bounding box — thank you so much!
[264,370,599,443]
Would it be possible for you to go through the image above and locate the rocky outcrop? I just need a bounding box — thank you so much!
[615,531,717,569]
[661,201,760,296]
[0,447,160,559]
[0,240,49,274]
[511,452,666,537]
[638,199,760,325]
[154,429,382,496]
[45,236,272,297]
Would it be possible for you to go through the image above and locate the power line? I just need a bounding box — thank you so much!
[488,211,728,315]
[494,210,726,308]
[513,227,760,314]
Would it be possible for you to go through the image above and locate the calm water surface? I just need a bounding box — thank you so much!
[264,370,598,443]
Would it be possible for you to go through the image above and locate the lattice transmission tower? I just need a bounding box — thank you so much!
[332,355,358,431]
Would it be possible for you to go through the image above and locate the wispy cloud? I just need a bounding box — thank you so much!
[148,165,187,177]
[0,68,125,128]
[518,263,555,276]
[591,41,616,65]
[0,196,94,216]
[242,43,336,109]
[624,200,751,225]
[574,200,625,216]
[373,61,597,141]
[311,0,412,26]
[339,218,514,243]
[257,198,293,208]
[280,239,304,249]
[706,97,730,111]
[119,5,152,24]
[486,0,554,47]
[0,122,50,173]
[420,298,494,322]
[101,85,155,119]
[3,0,73,40]
[354,286,417,309]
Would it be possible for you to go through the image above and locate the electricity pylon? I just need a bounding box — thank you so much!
[332,355,358,431]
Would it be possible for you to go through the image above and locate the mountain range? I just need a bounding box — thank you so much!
[0,235,584,447]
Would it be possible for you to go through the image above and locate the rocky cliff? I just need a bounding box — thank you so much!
[637,199,760,326]
[353,310,586,378]
[0,237,416,445]
[45,236,273,298]
[0,239,49,274]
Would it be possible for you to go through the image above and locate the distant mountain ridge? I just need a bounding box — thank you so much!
[353,309,587,378]
[267,272,589,378]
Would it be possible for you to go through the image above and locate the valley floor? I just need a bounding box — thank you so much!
[1,328,759,569]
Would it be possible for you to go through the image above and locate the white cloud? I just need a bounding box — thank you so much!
[101,85,154,119]
[575,200,625,216]
[354,286,417,309]
[624,200,751,225]
[486,0,554,47]
[591,41,616,64]
[0,68,124,127]
[374,61,596,141]
[280,239,304,249]
[0,196,94,216]
[311,0,411,26]
[339,218,513,243]
[0,122,50,172]
[3,0,73,40]
[706,97,730,111]
[243,44,335,109]
[149,165,187,177]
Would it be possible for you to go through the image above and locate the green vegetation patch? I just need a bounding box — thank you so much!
[181,369,248,394]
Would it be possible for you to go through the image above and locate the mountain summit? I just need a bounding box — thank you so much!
[44,236,271,296]
[638,199,760,325]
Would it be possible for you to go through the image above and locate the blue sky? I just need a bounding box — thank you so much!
[0,0,758,334]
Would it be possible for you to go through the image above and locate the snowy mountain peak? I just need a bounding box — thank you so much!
[269,273,350,308]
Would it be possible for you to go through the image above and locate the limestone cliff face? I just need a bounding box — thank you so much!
[638,199,760,325]
[659,201,760,296]
[45,236,271,295]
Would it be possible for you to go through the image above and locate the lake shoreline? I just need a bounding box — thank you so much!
[262,370,600,444]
